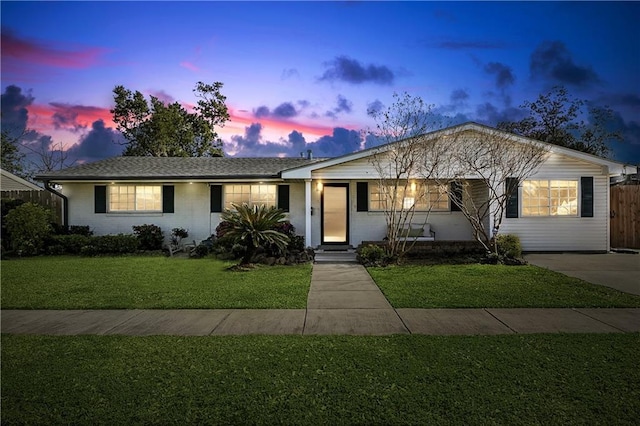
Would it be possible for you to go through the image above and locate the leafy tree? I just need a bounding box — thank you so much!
[111,81,229,157]
[220,204,290,266]
[1,130,26,176]
[498,86,622,158]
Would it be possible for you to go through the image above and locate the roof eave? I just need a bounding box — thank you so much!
[36,173,285,182]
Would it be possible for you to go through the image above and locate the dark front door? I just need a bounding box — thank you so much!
[321,184,349,244]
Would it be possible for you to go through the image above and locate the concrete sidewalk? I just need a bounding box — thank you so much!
[2,263,639,336]
[2,307,638,336]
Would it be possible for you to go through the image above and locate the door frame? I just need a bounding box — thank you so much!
[320,183,350,245]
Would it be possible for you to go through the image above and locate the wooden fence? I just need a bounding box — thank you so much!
[610,185,640,249]
[1,190,63,225]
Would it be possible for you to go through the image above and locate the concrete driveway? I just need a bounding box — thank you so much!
[525,253,640,296]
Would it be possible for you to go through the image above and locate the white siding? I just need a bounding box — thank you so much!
[312,157,378,180]
[64,182,212,242]
[64,181,309,245]
[311,151,612,251]
[311,180,475,247]
[500,153,609,251]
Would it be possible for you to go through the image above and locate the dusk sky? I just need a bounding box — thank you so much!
[2,1,639,166]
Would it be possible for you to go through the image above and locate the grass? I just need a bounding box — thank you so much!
[2,333,639,424]
[3,256,640,309]
[1,256,311,309]
[368,264,640,308]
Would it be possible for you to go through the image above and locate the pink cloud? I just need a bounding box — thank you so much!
[227,107,356,139]
[2,29,109,69]
[147,90,175,104]
[180,61,200,72]
[27,103,115,133]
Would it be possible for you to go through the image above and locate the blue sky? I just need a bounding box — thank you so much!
[2,1,639,165]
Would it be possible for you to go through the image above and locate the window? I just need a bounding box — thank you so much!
[370,182,448,211]
[522,180,578,216]
[224,184,276,210]
[109,185,162,212]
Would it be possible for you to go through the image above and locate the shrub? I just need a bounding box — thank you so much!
[215,220,234,239]
[1,198,27,251]
[190,235,215,258]
[357,244,388,267]
[78,234,139,256]
[132,224,164,250]
[212,217,307,264]
[288,235,305,252]
[171,227,189,246]
[220,204,289,265]
[68,225,93,237]
[47,234,92,254]
[1,198,26,218]
[4,202,53,255]
[495,234,522,259]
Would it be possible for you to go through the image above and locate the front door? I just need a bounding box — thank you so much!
[321,184,349,244]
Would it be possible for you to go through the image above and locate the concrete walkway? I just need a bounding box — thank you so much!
[2,263,639,336]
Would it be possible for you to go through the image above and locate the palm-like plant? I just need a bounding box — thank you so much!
[220,203,290,265]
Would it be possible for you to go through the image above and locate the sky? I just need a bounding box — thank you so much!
[1,1,639,168]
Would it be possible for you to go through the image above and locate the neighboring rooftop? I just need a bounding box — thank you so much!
[1,168,42,191]
[36,156,328,181]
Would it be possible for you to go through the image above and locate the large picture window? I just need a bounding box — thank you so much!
[109,185,162,212]
[522,180,578,216]
[370,182,448,211]
[224,184,276,210]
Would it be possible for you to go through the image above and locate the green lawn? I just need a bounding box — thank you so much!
[4,257,640,309]
[1,256,311,309]
[368,264,640,308]
[2,333,639,424]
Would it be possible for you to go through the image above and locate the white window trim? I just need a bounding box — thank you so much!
[108,184,163,213]
[223,183,277,210]
[520,179,579,218]
[369,182,449,212]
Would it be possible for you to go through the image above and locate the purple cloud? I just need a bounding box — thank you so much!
[319,56,395,85]
[530,40,599,87]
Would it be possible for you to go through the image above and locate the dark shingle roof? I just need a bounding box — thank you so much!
[36,156,327,181]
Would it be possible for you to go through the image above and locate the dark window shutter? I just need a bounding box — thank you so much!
[162,185,175,213]
[450,182,463,212]
[277,185,290,212]
[581,177,594,217]
[94,185,107,213]
[356,182,369,212]
[210,185,222,212]
[505,178,519,218]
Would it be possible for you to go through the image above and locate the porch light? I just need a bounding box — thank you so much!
[410,182,417,192]
[316,182,323,192]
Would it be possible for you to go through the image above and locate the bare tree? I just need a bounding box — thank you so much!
[367,92,447,261]
[437,128,548,255]
[23,140,75,175]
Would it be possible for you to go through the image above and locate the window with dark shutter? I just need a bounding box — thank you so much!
[277,185,290,212]
[356,182,368,212]
[450,182,463,212]
[581,177,594,217]
[210,185,222,212]
[505,178,519,218]
[162,185,174,213]
[95,185,107,213]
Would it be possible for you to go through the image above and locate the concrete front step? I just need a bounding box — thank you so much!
[314,251,358,263]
